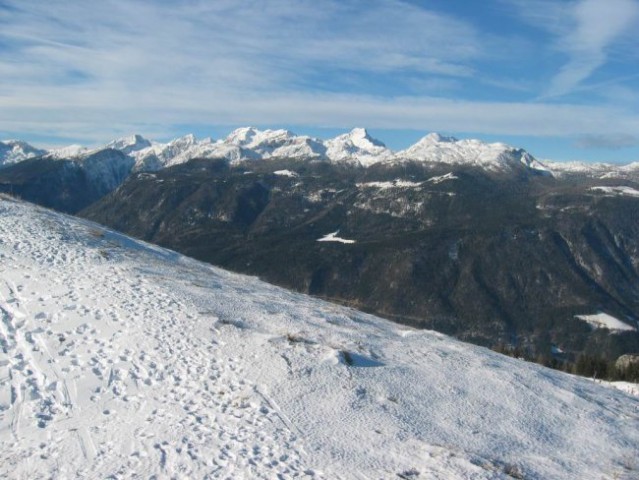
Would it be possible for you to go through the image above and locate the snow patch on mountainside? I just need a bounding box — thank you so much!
[273,169,299,177]
[576,313,637,332]
[0,196,638,479]
[428,172,458,184]
[357,179,423,190]
[317,230,356,244]
[590,186,639,197]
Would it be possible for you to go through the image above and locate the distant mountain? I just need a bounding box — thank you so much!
[0,128,550,171]
[2,195,638,479]
[0,139,46,167]
[5,128,639,178]
[397,133,551,173]
[325,127,393,165]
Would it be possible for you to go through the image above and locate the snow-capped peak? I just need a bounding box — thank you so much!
[0,139,46,167]
[104,134,152,155]
[420,132,458,144]
[225,127,295,148]
[348,127,386,148]
[225,127,259,146]
[325,127,392,166]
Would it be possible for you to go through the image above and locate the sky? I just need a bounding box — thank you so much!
[0,0,638,163]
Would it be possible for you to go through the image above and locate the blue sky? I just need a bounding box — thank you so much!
[0,0,638,163]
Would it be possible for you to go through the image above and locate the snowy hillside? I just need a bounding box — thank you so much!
[1,195,638,479]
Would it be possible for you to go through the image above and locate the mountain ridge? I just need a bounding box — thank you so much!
[4,129,639,178]
[6,128,633,174]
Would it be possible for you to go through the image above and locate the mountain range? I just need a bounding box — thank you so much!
[1,129,638,364]
[3,128,638,174]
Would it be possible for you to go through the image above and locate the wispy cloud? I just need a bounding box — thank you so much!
[0,0,480,91]
[548,0,638,97]
[505,0,639,98]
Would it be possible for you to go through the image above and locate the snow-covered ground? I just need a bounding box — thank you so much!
[0,196,638,479]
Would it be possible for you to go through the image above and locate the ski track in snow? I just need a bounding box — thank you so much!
[0,195,638,479]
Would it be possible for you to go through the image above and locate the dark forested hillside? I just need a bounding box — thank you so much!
[79,157,639,361]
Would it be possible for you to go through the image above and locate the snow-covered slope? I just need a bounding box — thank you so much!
[1,195,638,479]
[0,140,46,167]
